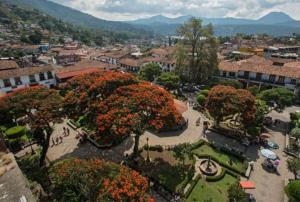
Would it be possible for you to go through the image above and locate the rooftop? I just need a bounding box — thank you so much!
[0,65,53,80]
[219,55,300,78]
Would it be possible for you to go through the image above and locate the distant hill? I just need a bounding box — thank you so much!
[6,0,151,36]
[258,12,294,24]
[128,12,300,36]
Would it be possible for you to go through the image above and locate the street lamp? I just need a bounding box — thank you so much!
[146,137,150,163]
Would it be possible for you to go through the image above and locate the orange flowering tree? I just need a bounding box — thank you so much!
[62,71,183,155]
[0,86,63,166]
[62,70,139,120]
[50,158,153,202]
[206,85,256,128]
[96,83,183,157]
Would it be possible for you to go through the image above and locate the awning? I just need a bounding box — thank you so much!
[240,181,255,189]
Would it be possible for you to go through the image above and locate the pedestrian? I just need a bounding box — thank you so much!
[59,136,63,143]
[51,137,55,147]
[67,128,70,136]
[56,137,59,145]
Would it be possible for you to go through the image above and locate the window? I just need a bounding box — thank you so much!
[244,71,249,79]
[256,73,262,81]
[222,71,227,77]
[29,75,36,83]
[47,71,53,79]
[269,75,276,83]
[14,77,22,85]
[229,72,236,77]
[3,79,11,87]
[278,76,285,84]
[291,79,297,85]
[39,73,45,81]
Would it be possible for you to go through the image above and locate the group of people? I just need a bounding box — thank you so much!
[51,127,70,146]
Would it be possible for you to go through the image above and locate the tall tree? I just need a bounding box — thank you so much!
[138,63,161,82]
[206,85,256,129]
[0,86,63,166]
[96,83,183,158]
[175,18,218,82]
[157,72,180,90]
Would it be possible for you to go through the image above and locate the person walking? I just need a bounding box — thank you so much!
[51,137,56,147]
[67,128,70,136]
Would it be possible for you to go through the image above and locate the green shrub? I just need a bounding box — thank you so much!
[196,94,206,106]
[285,180,300,202]
[247,126,261,137]
[228,182,247,202]
[199,89,210,97]
[248,86,260,95]
[190,139,206,150]
[76,115,88,127]
[206,168,225,182]
[5,126,26,139]
[290,112,300,121]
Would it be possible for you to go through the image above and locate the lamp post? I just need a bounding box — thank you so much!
[146,137,150,163]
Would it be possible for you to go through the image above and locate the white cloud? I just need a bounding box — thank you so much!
[50,0,300,21]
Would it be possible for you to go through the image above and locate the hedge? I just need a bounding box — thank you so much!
[206,168,226,182]
[190,139,206,150]
[184,174,201,198]
[5,126,26,139]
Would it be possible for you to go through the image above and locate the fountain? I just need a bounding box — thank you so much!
[199,156,219,176]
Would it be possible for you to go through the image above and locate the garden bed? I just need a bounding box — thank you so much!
[192,143,248,175]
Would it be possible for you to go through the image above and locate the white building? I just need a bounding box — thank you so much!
[0,65,56,94]
[219,55,300,93]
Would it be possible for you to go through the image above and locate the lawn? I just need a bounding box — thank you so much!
[192,144,247,173]
[187,174,237,202]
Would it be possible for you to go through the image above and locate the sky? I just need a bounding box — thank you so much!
[50,0,300,21]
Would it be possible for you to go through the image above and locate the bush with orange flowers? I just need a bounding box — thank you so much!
[50,158,153,202]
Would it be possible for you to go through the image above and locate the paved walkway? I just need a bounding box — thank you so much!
[245,129,293,202]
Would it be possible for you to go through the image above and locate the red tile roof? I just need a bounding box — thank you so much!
[55,67,102,80]
[0,66,53,80]
[219,55,300,78]
[0,60,19,71]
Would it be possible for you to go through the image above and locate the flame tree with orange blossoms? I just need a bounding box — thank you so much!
[62,70,139,120]
[206,85,256,130]
[0,86,63,166]
[96,83,183,158]
[62,71,183,157]
[50,158,153,202]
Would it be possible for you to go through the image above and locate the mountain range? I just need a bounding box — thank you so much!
[4,0,300,36]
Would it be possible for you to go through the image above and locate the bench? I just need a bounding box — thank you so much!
[245,162,254,178]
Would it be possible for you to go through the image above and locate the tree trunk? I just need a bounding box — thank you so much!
[39,129,51,167]
[133,133,141,159]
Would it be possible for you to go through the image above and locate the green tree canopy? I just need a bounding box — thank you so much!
[218,79,243,89]
[175,18,218,82]
[138,63,161,82]
[257,88,295,109]
[287,158,300,179]
[157,72,180,90]
[228,182,247,202]
[285,180,300,202]
[291,127,300,140]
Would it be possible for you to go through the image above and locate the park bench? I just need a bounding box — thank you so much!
[245,162,254,178]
